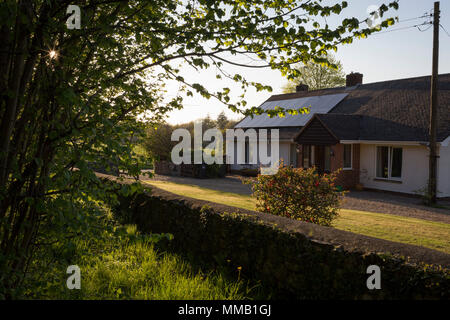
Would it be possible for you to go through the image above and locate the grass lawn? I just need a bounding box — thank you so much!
[25,217,256,300]
[71,238,252,299]
[144,180,450,254]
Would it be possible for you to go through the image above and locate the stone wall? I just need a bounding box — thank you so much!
[113,184,450,299]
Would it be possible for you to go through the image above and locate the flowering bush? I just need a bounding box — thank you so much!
[245,165,345,226]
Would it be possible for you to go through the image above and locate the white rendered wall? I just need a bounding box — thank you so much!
[359,144,431,196]
[437,144,450,198]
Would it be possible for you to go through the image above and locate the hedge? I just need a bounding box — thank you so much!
[112,183,450,299]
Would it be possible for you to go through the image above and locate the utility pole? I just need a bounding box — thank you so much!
[428,1,440,205]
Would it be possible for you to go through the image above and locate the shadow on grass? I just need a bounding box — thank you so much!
[152,238,277,300]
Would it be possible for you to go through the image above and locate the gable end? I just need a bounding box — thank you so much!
[295,117,339,145]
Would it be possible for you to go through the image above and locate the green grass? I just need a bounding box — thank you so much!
[72,239,251,300]
[146,180,256,210]
[24,215,256,300]
[144,180,450,254]
[334,209,450,254]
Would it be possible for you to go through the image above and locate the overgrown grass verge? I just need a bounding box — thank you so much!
[69,239,251,300]
[144,180,450,254]
[22,209,256,299]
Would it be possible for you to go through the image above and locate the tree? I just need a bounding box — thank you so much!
[215,111,242,130]
[0,0,398,295]
[202,115,217,133]
[282,54,346,93]
[143,115,222,161]
[216,111,229,130]
[144,123,176,161]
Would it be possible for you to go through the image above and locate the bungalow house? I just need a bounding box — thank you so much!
[231,72,450,198]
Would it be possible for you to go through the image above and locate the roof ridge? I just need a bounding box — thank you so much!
[267,73,450,102]
[358,72,450,87]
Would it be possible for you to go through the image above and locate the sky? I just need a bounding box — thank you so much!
[164,0,450,124]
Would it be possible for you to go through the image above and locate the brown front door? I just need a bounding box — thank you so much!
[315,146,325,174]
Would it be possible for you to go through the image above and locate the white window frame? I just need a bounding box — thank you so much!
[342,144,353,170]
[375,146,403,181]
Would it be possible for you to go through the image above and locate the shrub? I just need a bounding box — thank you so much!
[245,165,345,226]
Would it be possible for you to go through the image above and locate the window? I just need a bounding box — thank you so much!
[376,146,389,178]
[391,147,403,178]
[376,146,402,179]
[343,144,352,169]
[302,145,311,168]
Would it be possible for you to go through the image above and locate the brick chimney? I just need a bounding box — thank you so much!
[296,83,309,92]
[346,72,363,87]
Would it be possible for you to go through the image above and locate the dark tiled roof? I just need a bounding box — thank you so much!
[271,74,450,142]
[278,127,302,140]
[315,114,361,140]
[266,86,354,101]
[314,114,430,142]
[358,116,429,141]
[237,127,301,140]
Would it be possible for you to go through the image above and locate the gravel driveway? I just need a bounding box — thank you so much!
[145,173,450,224]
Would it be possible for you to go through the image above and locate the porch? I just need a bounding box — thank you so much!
[296,143,360,189]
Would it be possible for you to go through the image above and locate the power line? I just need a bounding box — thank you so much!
[365,9,433,37]
[360,10,430,26]
[364,8,434,37]
[440,24,450,37]
[396,13,432,24]
[417,23,433,32]
[371,21,432,36]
